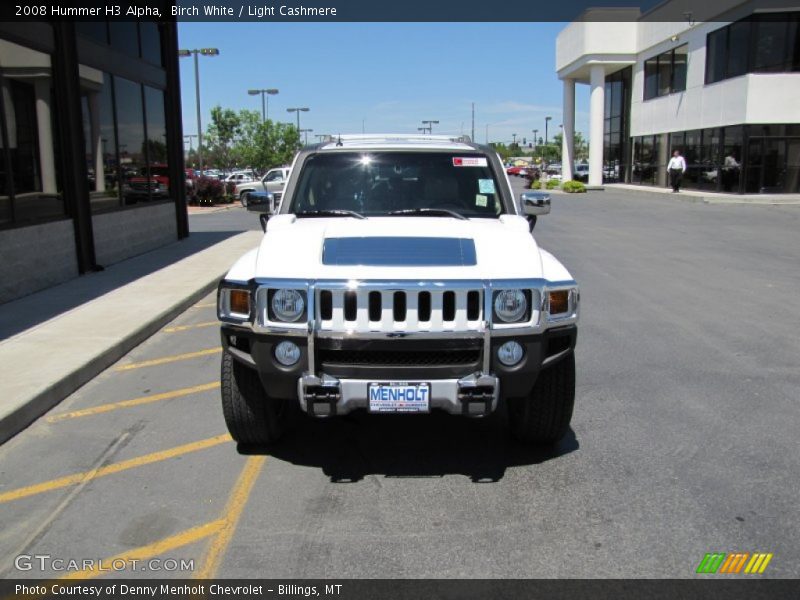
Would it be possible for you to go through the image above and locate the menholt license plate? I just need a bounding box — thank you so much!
[368,382,431,413]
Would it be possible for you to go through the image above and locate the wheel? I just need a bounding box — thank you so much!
[508,353,575,444]
[239,191,249,208]
[221,351,287,444]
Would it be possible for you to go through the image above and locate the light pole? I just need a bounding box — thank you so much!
[512,133,518,146]
[545,116,552,152]
[299,128,313,145]
[248,88,279,122]
[286,107,309,133]
[178,47,219,173]
[422,120,439,134]
[532,129,539,156]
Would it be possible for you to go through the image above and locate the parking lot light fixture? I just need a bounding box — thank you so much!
[179,47,220,171]
[248,88,279,122]
[287,107,310,132]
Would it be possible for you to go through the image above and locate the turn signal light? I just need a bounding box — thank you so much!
[549,290,569,315]
[230,289,250,315]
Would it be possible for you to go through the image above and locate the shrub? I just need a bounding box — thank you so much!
[195,176,224,205]
[562,180,587,193]
[529,179,544,190]
[546,178,560,190]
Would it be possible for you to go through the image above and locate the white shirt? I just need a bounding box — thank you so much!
[667,156,687,172]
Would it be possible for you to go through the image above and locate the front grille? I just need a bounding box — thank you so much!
[317,288,483,334]
[320,349,480,366]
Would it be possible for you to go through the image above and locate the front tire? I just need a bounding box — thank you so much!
[508,353,575,444]
[239,192,249,208]
[221,352,286,444]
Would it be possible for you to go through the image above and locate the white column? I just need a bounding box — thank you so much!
[88,93,106,193]
[588,65,605,187]
[34,79,57,195]
[561,78,575,182]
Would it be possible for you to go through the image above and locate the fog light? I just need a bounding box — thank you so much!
[497,341,524,366]
[229,289,250,315]
[274,341,300,366]
[549,290,569,315]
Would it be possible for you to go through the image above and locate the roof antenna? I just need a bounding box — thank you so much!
[336,134,343,147]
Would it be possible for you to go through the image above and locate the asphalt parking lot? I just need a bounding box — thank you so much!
[1,183,799,579]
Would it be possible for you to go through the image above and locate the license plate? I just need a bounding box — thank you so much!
[368,382,431,413]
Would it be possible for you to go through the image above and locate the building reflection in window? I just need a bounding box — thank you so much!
[0,38,63,227]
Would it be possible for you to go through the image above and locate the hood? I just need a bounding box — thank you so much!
[252,215,544,280]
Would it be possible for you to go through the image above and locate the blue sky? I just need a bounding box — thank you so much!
[177,22,591,146]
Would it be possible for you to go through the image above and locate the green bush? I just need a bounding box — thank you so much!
[562,180,587,193]
[529,179,544,190]
[195,176,225,205]
[545,179,560,190]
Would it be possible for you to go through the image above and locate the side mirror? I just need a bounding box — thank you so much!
[520,191,551,216]
[246,191,274,213]
[520,192,551,232]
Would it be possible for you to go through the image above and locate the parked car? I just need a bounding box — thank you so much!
[234,167,291,209]
[573,164,589,182]
[217,134,579,446]
[122,164,171,204]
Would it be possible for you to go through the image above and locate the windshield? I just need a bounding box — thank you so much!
[290,152,504,217]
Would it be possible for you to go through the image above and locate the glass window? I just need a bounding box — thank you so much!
[79,67,121,213]
[139,21,162,66]
[291,152,505,218]
[611,80,623,116]
[753,18,788,71]
[727,21,752,79]
[657,54,672,96]
[0,39,64,227]
[114,77,148,204]
[644,57,658,100]
[722,126,743,192]
[109,22,139,58]
[790,18,800,70]
[706,27,727,83]
[144,86,171,200]
[672,45,688,91]
[604,82,612,119]
[75,21,108,45]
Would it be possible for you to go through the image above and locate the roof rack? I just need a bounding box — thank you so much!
[321,133,473,145]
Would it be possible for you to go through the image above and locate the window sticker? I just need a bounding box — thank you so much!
[478,179,496,194]
[453,157,488,167]
[475,194,488,207]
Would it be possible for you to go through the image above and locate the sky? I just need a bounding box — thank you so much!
[177,22,591,147]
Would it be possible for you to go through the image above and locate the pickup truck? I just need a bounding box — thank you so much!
[234,167,291,210]
[217,135,579,446]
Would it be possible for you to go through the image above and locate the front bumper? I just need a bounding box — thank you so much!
[221,324,577,417]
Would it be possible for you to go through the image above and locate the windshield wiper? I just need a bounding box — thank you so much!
[295,209,366,220]
[387,208,468,220]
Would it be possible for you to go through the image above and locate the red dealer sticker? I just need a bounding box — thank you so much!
[453,157,488,167]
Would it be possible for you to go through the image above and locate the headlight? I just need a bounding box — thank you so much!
[493,289,528,323]
[271,289,305,322]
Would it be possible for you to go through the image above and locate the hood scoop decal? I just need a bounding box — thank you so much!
[322,237,477,267]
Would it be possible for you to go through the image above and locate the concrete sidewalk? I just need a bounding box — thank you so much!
[0,230,262,445]
[606,183,800,205]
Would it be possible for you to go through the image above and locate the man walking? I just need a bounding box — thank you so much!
[668,150,687,193]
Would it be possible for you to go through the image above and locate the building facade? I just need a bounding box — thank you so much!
[557,1,800,193]
[0,15,186,305]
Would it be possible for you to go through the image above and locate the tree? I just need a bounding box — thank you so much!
[205,106,242,170]
[551,131,589,161]
[235,110,300,172]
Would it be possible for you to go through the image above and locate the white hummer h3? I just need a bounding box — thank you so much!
[217,135,579,445]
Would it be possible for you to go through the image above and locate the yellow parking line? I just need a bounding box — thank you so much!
[46,383,221,423]
[195,456,267,579]
[192,302,216,309]
[114,347,221,371]
[163,321,218,333]
[59,519,225,580]
[0,434,232,504]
